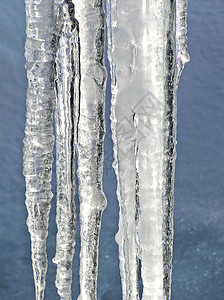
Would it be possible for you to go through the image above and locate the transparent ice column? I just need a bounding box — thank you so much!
[23,1,55,299]
[53,1,80,299]
[75,1,107,299]
[106,0,190,299]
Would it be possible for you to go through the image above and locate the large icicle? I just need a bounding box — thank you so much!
[106,0,189,299]
[75,1,107,299]
[52,1,80,299]
[23,1,55,299]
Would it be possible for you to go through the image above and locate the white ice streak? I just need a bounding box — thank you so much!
[106,0,189,299]
[106,3,140,299]
[106,0,140,297]
[52,1,80,299]
[176,0,190,78]
[74,0,107,299]
[23,1,55,299]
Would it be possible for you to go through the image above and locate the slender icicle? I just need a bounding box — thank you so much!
[106,0,189,299]
[52,1,80,299]
[162,1,190,298]
[75,1,107,299]
[106,0,148,298]
[162,2,176,298]
[23,1,55,299]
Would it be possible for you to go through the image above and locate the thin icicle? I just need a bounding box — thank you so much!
[162,2,177,299]
[162,1,190,298]
[52,1,80,299]
[23,1,55,299]
[74,0,107,299]
[106,0,146,298]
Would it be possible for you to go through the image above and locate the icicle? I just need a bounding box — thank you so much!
[75,1,107,299]
[106,0,148,298]
[106,0,190,299]
[23,0,190,298]
[162,1,190,298]
[52,1,80,299]
[23,1,55,299]
[162,3,177,299]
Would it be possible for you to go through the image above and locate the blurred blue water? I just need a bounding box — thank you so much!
[0,0,223,299]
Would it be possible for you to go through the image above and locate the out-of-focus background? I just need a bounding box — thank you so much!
[0,0,223,299]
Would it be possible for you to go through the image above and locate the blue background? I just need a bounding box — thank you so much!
[0,0,223,299]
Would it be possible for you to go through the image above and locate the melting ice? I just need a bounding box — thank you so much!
[23,0,189,299]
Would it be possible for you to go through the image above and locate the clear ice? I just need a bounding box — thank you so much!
[24,0,107,299]
[23,0,189,299]
[23,1,55,299]
[53,1,79,299]
[74,0,107,299]
[106,0,189,299]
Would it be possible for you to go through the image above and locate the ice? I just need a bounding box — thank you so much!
[24,0,107,298]
[106,0,189,299]
[74,0,107,299]
[176,0,190,79]
[52,1,79,299]
[23,0,189,298]
[23,1,55,299]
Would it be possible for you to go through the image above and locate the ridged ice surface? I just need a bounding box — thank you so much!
[106,0,189,299]
[52,1,80,299]
[74,0,107,299]
[23,1,55,299]
[23,0,189,299]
